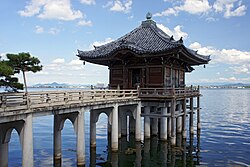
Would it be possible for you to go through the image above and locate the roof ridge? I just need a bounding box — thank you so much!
[148,23,182,47]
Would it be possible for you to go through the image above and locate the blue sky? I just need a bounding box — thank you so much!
[0,0,249,86]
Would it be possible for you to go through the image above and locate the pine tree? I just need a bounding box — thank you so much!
[6,52,42,93]
[0,57,23,92]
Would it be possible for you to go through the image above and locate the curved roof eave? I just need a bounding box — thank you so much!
[179,46,211,65]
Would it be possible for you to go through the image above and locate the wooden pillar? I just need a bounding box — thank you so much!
[118,114,122,138]
[151,107,158,136]
[167,106,171,138]
[90,147,96,167]
[182,99,187,138]
[143,140,150,167]
[0,142,8,167]
[171,99,176,146]
[144,106,151,139]
[135,142,142,167]
[121,113,127,136]
[190,97,194,134]
[90,111,96,147]
[129,116,135,134]
[176,104,182,133]
[76,110,85,166]
[112,103,118,151]
[54,114,62,164]
[151,118,158,136]
[22,113,34,167]
[197,95,201,130]
[135,101,142,142]
[111,152,119,167]
[160,107,168,141]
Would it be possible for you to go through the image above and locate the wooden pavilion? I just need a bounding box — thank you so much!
[77,13,210,145]
[77,13,210,90]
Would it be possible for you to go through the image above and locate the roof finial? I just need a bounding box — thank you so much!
[146,12,152,20]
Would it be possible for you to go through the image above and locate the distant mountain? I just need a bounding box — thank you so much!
[220,83,250,87]
[32,82,69,87]
[190,82,250,87]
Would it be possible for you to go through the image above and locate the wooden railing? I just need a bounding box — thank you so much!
[139,86,200,98]
[0,89,138,112]
[0,86,200,113]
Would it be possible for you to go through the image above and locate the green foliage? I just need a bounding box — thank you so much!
[6,52,43,93]
[0,58,23,92]
[6,52,43,73]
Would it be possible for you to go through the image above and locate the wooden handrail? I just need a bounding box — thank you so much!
[139,87,200,98]
[0,89,139,112]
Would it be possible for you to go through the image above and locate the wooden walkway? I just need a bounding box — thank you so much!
[0,87,200,113]
[0,89,138,115]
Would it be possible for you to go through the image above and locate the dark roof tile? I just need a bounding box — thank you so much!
[77,19,210,64]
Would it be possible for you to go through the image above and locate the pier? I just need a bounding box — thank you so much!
[0,87,201,166]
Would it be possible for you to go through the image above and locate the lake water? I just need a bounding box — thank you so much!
[5,88,250,166]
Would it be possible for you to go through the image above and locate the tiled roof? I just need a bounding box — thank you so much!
[77,19,210,64]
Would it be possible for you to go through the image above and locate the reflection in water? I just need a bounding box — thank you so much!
[91,131,201,167]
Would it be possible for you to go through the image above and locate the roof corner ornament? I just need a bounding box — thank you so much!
[179,37,183,44]
[146,12,152,20]
[170,35,174,41]
[93,45,97,49]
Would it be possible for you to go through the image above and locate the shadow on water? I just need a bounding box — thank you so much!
[90,131,201,167]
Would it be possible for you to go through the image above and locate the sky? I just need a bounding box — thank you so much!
[0,0,249,86]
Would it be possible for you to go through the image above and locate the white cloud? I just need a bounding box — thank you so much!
[78,20,92,26]
[35,25,44,34]
[189,42,250,65]
[157,24,188,40]
[189,42,202,50]
[49,27,60,34]
[154,7,179,17]
[213,0,247,18]
[230,65,250,74]
[177,0,211,14]
[19,0,91,25]
[155,0,246,19]
[104,0,132,13]
[219,76,237,82]
[80,0,95,5]
[154,0,211,17]
[90,38,114,49]
[34,26,60,35]
[69,59,83,65]
[189,42,250,77]
[53,58,65,64]
[24,58,109,85]
[18,0,44,17]
[37,0,83,20]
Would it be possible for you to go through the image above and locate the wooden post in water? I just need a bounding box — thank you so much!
[167,105,171,138]
[118,114,122,138]
[0,142,8,167]
[76,109,85,166]
[170,99,176,146]
[129,116,135,134]
[151,107,158,136]
[90,111,96,147]
[53,114,62,164]
[144,106,151,139]
[111,103,118,151]
[182,98,187,138]
[160,106,168,141]
[121,112,127,136]
[197,86,201,130]
[176,104,182,133]
[22,113,34,167]
[135,101,142,142]
[190,97,194,134]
